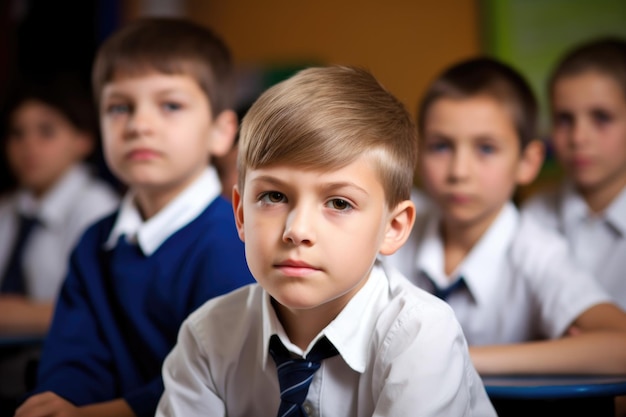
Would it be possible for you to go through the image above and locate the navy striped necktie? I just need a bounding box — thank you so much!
[269,334,339,417]
[0,214,39,294]
[430,276,466,301]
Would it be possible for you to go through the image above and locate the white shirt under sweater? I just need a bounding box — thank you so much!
[0,164,119,301]
[156,261,497,417]
[385,197,611,346]
[523,181,626,310]
[103,166,221,256]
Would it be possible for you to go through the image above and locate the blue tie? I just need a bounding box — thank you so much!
[430,276,466,301]
[269,334,339,417]
[0,214,39,294]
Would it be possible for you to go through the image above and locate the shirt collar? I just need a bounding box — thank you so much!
[559,181,589,230]
[261,260,388,374]
[417,203,518,306]
[16,164,91,227]
[560,181,626,236]
[604,186,626,236]
[104,167,221,255]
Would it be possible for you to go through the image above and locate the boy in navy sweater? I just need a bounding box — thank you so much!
[16,17,254,417]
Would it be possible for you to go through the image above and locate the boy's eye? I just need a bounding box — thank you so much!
[477,143,496,155]
[105,103,130,115]
[259,191,286,204]
[162,102,182,112]
[326,198,353,211]
[553,112,573,128]
[426,141,451,153]
[591,109,613,126]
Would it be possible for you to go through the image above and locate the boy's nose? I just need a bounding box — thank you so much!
[449,150,471,181]
[126,106,154,137]
[282,207,316,246]
[569,119,591,148]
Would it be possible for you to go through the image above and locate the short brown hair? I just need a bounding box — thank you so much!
[418,57,538,149]
[92,17,234,117]
[549,37,626,101]
[238,66,417,208]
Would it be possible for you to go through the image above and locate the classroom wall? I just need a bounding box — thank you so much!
[184,0,481,117]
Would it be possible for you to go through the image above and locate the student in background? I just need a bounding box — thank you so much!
[522,37,626,310]
[385,57,626,376]
[0,78,119,412]
[156,66,495,417]
[16,17,254,417]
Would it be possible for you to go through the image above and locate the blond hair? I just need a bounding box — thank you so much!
[238,65,417,208]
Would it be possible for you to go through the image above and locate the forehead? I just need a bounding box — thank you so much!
[11,99,67,124]
[424,96,518,139]
[245,155,385,193]
[552,71,626,109]
[101,70,204,97]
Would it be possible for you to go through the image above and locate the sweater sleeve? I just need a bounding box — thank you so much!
[33,228,117,404]
[124,377,164,417]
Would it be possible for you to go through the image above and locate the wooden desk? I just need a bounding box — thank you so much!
[483,375,626,417]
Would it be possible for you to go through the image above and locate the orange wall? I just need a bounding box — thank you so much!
[185,0,481,116]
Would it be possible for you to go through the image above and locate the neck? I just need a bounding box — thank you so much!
[272,300,343,351]
[578,173,626,214]
[440,211,499,277]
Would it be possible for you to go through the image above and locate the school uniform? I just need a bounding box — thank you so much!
[0,164,118,407]
[523,182,626,310]
[156,260,497,417]
[32,167,255,417]
[386,198,611,346]
[0,164,119,300]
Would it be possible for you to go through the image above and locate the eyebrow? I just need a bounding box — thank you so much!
[102,88,188,100]
[250,175,371,197]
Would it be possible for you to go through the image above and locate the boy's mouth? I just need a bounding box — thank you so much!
[126,148,161,161]
[274,260,320,277]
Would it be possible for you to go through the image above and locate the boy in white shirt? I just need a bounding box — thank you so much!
[386,56,626,375]
[156,66,496,417]
[523,37,626,310]
[0,78,119,412]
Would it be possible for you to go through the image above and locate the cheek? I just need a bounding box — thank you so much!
[601,128,626,156]
[419,158,445,184]
[550,130,569,153]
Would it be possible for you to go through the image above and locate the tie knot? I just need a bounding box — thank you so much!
[429,275,466,301]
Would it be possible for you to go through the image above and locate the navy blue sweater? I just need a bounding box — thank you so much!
[33,196,254,417]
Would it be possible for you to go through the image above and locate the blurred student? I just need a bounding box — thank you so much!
[16,17,254,417]
[523,37,626,310]
[0,78,119,410]
[385,57,626,376]
[156,66,495,417]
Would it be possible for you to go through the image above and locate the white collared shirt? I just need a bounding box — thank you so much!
[386,195,611,345]
[0,164,119,300]
[157,261,496,417]
[523,182,626,310]
[104,167,221,256]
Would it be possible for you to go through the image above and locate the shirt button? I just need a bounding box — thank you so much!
[303,402,315,417]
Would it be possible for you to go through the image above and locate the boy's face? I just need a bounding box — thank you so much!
[6,100,92,197]
[100,72,234,207]
[551,71,626,195]
[420,96,539,233]
[232,156,413,322]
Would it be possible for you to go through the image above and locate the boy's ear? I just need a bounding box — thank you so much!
[232,185,246,242]
[379,200,416,256]
[208,110,238,158]
[516,139,545,186]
